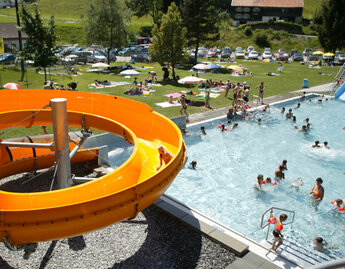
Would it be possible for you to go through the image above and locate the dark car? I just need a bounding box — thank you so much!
[276,52,289,62]
[290,49,298,57]
[292,53,303,62]
[221,47,232,58]
[0,53,16,64]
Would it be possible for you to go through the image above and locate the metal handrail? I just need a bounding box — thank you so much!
[260,207,295,241]
[331,63,345,94]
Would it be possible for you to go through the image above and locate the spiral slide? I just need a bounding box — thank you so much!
[0,90,186,246]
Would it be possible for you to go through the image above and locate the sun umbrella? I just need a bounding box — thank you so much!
[323,52,334,57]
[227,65,244,72]
[178,76,206,84]
[91,62,110,68]
[193,63,211,70]
[313,51,324,55]
[119,69,140,76]
[3,83,21,90]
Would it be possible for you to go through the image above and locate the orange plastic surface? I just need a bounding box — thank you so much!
[0,90,186,245]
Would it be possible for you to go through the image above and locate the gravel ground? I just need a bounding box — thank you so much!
[0,164,236,269]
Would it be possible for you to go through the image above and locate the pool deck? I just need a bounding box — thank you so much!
[187,83,333,124]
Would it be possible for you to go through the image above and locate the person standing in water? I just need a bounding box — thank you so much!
[307,177,324,201]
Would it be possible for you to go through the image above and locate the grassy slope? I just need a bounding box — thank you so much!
[303,0,324,19]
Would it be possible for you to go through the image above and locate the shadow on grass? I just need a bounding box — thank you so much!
[158,79,197,89]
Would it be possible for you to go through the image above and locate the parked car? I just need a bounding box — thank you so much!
[262,51,272,59]
[87,51,107,63]
[221,47,232,58]
[235,47,242,52]
[290,49,298,56]
[334,54,345,65]
[235,50,245,59]
[303,48,312,56]
[308,55,321,63]
[292,53,304,62]
[0,53,16,64]
[131,52,150,63]
[248,51,259,60]
[264,47,272,52]
[276,52,289,62]
[207,48,218,58]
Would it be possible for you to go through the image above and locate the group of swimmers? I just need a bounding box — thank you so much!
[255,160,287,190]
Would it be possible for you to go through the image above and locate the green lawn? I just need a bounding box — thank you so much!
[303,0,324,19]
[1,60,337,120]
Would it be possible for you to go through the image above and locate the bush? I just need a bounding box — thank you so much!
[244,26,252,37]
[255,32,271,48]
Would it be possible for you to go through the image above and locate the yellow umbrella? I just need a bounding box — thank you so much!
[324,52,335,56]
[227,65,244,72]
[313,51,324,55]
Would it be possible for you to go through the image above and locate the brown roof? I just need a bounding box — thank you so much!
[0,23,28,39]
[232,0,304,8]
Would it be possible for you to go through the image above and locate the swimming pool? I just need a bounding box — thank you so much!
[166,96,345,258]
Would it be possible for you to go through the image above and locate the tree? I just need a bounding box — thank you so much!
[85,0,130,64]
[150,2,186,80]
[182,0,219,63]
[125,0,182,27]
[315,0,345,52]
[20,3,57,82]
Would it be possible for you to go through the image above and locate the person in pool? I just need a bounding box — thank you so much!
[269,209,288,253]
[255,174,264,190]
[188,161,197,170]
[323,141,330,149]
[200,126,207,135]
[286,109,293,119]
[313,237,338,253]
[281,160,287,170]
[275,165,285,181]
[292,116,296,123]
[280,107,285,113]
[232,123,238,130]
[307,177,324,201]
[296,103,301,109]
[181,128,191,136]
[258,118,262,125]
[298,125,308,133]
[312,140,321,148]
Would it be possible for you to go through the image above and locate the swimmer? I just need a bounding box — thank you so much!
[256,174,264,190]
[317,98,322,104]
[298,125,308,133]
[275,165,285,181]
[306,123,311,130]
[269,209,288,253]
[300,92,306,101]
[307,177,324,201]
[181,128,191,135]
[292,116,296,123]
[296,103,300,109]
[313,237,338,253]
[331,199,345,211]
[232,123,238,130]
[323,141,330,149]
[285,109,293,119]
[281,160,287,170]
[263,104,270,112]
[261,177,277,186]
[156,146,173,170]
[280,107,285,113]
[304,117,310,123]
[258,118,261,125]
[188,161,197,170]
[200,126,207,135]
[220,124,226,132]
[312,140,321,148]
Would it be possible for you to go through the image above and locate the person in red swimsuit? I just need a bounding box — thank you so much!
[269,209,288,253]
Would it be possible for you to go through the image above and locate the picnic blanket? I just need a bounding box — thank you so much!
[199,88,226,93]
[89,81,131,89]
[196,92,220,98]
[155,102,181,108]
[164,93,182,98]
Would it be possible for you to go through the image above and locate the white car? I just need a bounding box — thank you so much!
[262,51,272,59]
[248,51,259,59]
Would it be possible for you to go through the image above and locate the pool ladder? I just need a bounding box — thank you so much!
[260,207,335,267]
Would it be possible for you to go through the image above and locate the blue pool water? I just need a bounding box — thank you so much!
[166,96,345,258]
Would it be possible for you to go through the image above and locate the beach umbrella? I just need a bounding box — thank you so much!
[91,62,110,68]
[227,65,244,72]
[313,51,324,55]
[323,52,334,57]
[178,76,206,84]
[193,63,211,70]
[119,69,140,76]
[3,83,21,90]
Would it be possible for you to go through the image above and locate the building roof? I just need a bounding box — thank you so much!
[0,23,28,39]
[231,0,304,8]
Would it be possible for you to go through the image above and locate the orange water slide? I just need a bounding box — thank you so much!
[0,90,186,246]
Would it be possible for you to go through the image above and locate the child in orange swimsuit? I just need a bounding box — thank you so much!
[269,209,288,253]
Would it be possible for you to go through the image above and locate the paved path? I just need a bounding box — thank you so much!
[187,83,333,125]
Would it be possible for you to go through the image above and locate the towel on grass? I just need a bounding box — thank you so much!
[155,102,181,108]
